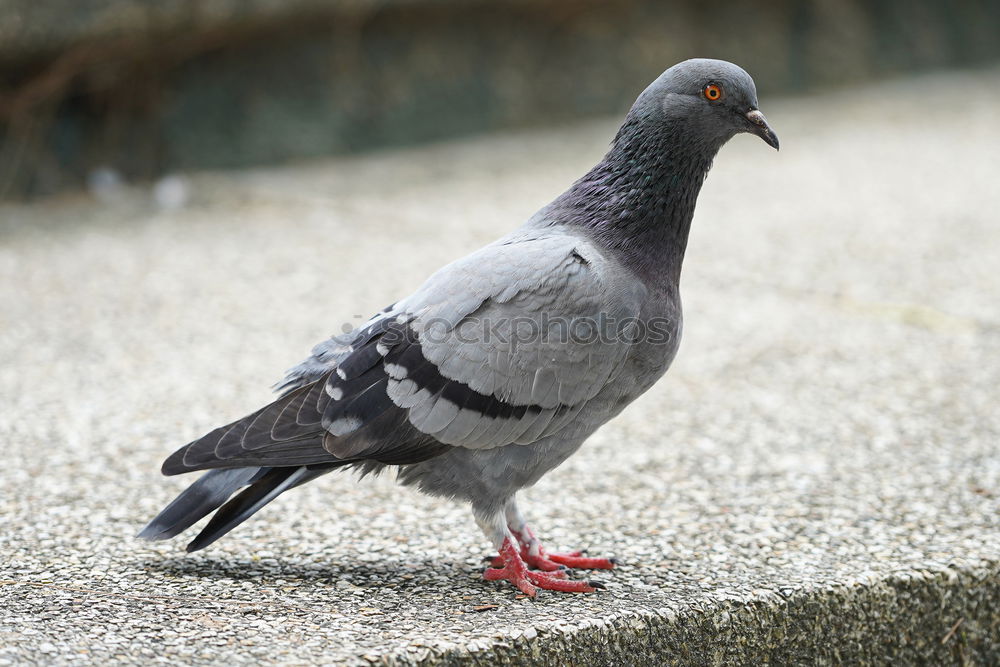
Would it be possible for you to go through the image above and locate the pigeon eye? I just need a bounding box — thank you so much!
[703,84,723,101]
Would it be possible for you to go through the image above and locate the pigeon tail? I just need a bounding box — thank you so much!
[184,466,319,552]
[137,467,268,541]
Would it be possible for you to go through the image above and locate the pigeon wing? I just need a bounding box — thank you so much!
[386,231,645,448]
[162,231,644,474]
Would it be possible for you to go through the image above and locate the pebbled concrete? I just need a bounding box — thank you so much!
[1,69,1000,665]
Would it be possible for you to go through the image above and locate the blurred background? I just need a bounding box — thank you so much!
[1,0,999,198]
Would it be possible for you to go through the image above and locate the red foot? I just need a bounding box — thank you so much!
[489,526,617,572]
[544,552,617,569]
[484,538,603,596]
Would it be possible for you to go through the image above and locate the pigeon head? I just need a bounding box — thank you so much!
[628,58,779,151]
[541,58,777,283]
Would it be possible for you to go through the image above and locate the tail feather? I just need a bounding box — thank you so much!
[138,467,266,541]
[184,466,316,552]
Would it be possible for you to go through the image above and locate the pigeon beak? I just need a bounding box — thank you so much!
[745,109,779,150]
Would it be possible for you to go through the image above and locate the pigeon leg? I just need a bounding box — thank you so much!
[476,507,600,596]
[492,500,618,571]
[519,526,618,570]
[484,536,601,596]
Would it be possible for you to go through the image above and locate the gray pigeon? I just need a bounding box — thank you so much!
[139,58,778,596]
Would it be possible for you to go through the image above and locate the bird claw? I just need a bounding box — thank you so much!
[489,551,564,572]
[545,552,617,570]
[484,537,600,596]
[490,526,618,572]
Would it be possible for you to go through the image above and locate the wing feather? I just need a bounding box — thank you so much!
[163,230,645,476]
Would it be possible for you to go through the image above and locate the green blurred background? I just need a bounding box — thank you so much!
[1,0,998,198]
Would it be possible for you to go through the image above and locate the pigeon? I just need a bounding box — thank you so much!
[139,58,778,596]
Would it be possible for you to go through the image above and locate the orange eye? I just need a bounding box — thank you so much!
[703,84,723,101]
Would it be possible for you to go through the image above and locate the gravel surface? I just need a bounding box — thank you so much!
[2,69,1000,665]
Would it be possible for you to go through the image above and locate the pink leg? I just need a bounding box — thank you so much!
[484,537,602,596]
[490,525,618,571]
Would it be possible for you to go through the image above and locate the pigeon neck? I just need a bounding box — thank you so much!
[546,114,722,286]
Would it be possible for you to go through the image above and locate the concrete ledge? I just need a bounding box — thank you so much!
[6,562,997,664]
[380,563,1000,665]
